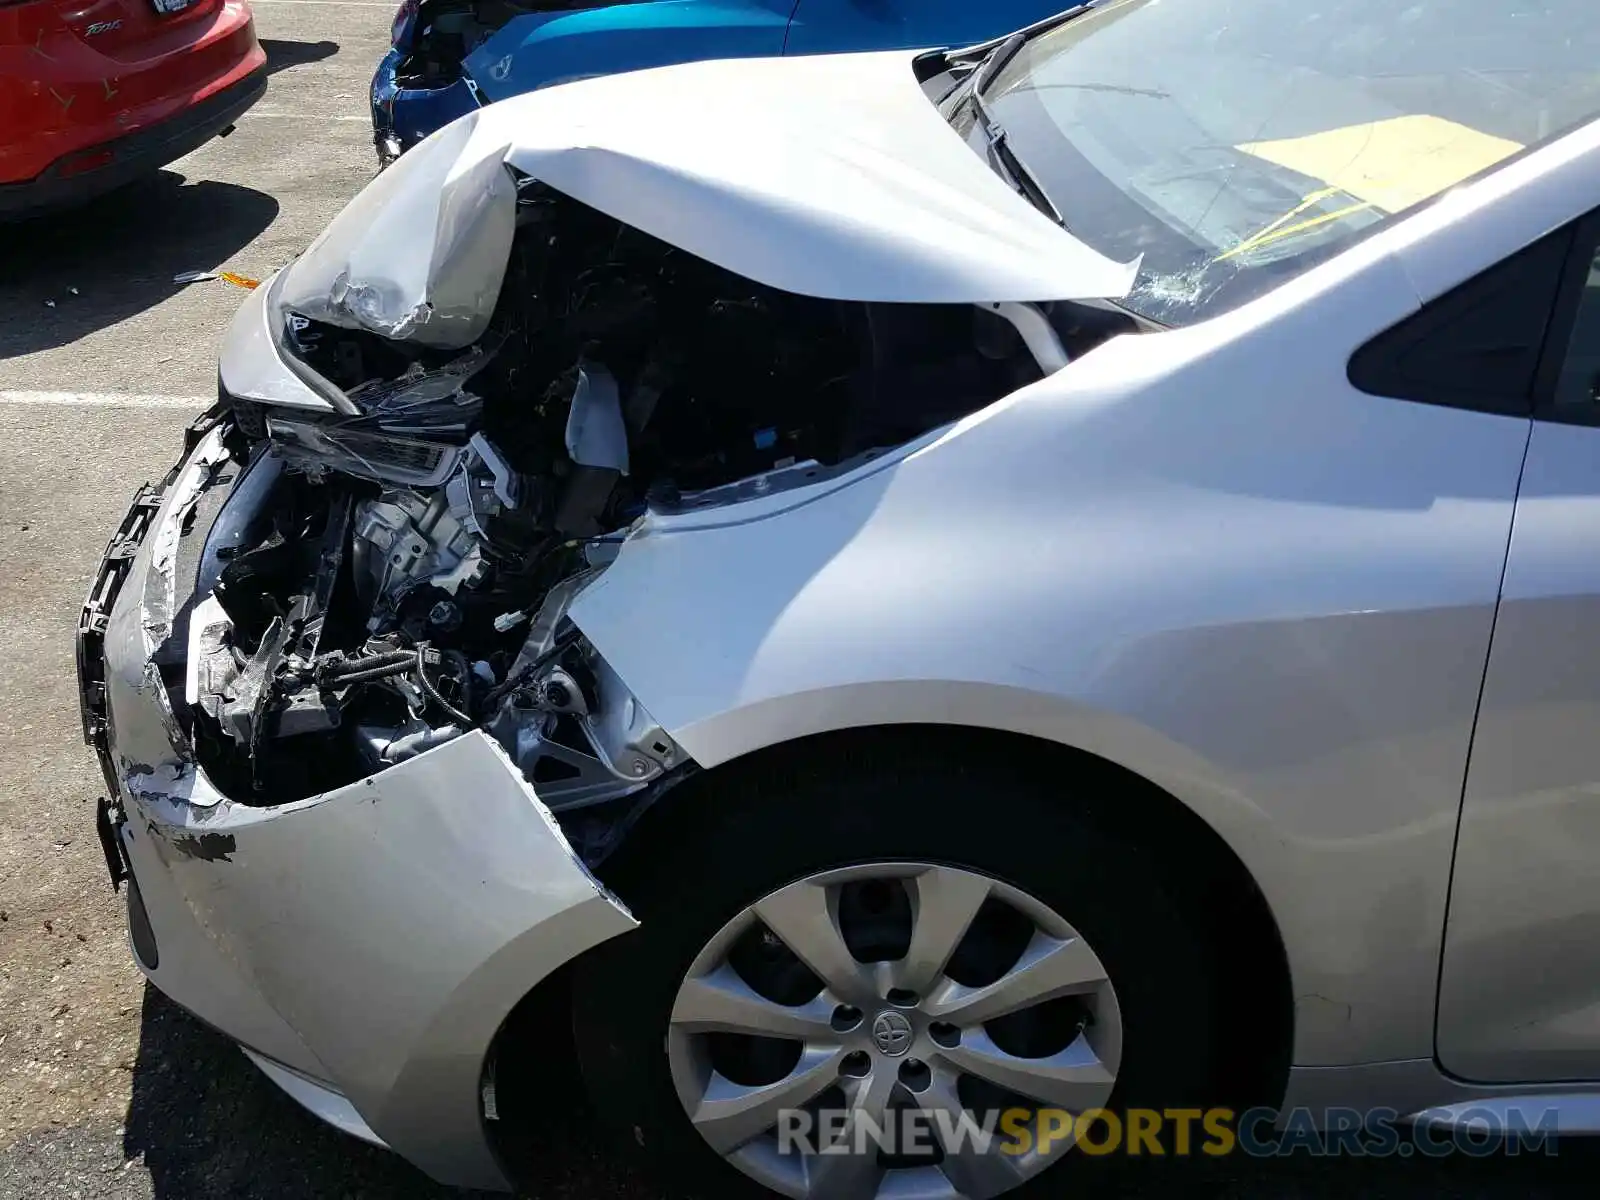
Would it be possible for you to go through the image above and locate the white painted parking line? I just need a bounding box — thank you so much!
[0,391,208,410]
[250,1,396,7]
[241,110,372,121]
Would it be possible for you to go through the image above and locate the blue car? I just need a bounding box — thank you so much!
[372,0,1079,164]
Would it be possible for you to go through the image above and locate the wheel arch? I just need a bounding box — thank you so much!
[490,721,1295,1132]
[659,723,1293,1110]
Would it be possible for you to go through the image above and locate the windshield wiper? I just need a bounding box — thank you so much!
[951,1,1096,94]
[945,0,1103,227]
[973,30,1026,94]
[966,79,1065,225]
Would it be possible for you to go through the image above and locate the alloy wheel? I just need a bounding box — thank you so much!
[665,862,1123,1199]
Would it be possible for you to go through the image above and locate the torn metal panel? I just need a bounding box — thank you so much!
[99,424,235,804]
[275,115,520,349]
[485,50,1142,302]
[271,50,1138,352]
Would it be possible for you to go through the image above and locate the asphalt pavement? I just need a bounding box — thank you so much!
[3,5,1600,1197]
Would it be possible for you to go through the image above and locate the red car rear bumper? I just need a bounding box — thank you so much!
[0,64,266,217]
[0,0,267,217]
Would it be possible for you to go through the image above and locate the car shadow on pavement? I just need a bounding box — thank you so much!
[121,985,666,1200]
[261,38,341,75]
[1070,1139,1600,1197]
[122,987,1600,1200]
[0,173,278,359]
[123,988,469,1199]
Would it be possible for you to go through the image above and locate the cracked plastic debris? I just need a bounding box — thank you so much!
[99,426,235,807]
[138,436,232,653]
[175,269,263,290]
[565,362,629,475]
[345,344,491,432]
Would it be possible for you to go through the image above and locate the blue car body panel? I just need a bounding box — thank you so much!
[371,52,479,156]
[371,0,1069,160]
[466,0,794,100]
[782,0,1035,55]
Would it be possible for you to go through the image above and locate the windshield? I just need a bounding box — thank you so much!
[959,0,1600,326]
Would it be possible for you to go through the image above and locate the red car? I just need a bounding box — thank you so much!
[0,0,266,217]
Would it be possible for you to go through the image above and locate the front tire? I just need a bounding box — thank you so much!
[572,753,1229,1199]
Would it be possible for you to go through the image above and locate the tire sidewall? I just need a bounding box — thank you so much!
[571,757,1225,1197]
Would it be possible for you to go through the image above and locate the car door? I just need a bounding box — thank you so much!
[782,0,1060,56]
[1439,212,1600,1084]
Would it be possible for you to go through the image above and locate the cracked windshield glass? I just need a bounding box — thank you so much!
[969,0,1600,324]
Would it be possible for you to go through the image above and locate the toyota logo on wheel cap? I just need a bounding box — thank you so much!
[871,1010,914,1057]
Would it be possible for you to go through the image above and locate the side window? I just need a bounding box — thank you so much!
[1348,226,1574,418]
[1546,240,1600,423]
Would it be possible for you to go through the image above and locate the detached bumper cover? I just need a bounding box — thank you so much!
[76,412,638,1191]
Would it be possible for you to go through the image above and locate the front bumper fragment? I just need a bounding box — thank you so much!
[75,412,639,1191]
[95,795,129,891]
[80,407,230,883]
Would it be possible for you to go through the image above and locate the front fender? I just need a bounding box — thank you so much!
[567,248,1526,1070]
[463,0,792,100]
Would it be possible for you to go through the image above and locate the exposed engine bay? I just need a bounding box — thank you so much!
[196,185,1138,826]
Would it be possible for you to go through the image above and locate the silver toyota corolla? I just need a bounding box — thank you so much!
[78,0,1600,1196]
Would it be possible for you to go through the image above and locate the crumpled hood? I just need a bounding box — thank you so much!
[278,49,1139,349]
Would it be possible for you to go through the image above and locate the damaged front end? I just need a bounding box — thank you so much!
[77,55,1152,1185]
[200,88,1146,828]
[202,215,1037,829]
[93,55,1153,885]
[178,419,694,850]
[76,406,641,1191]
